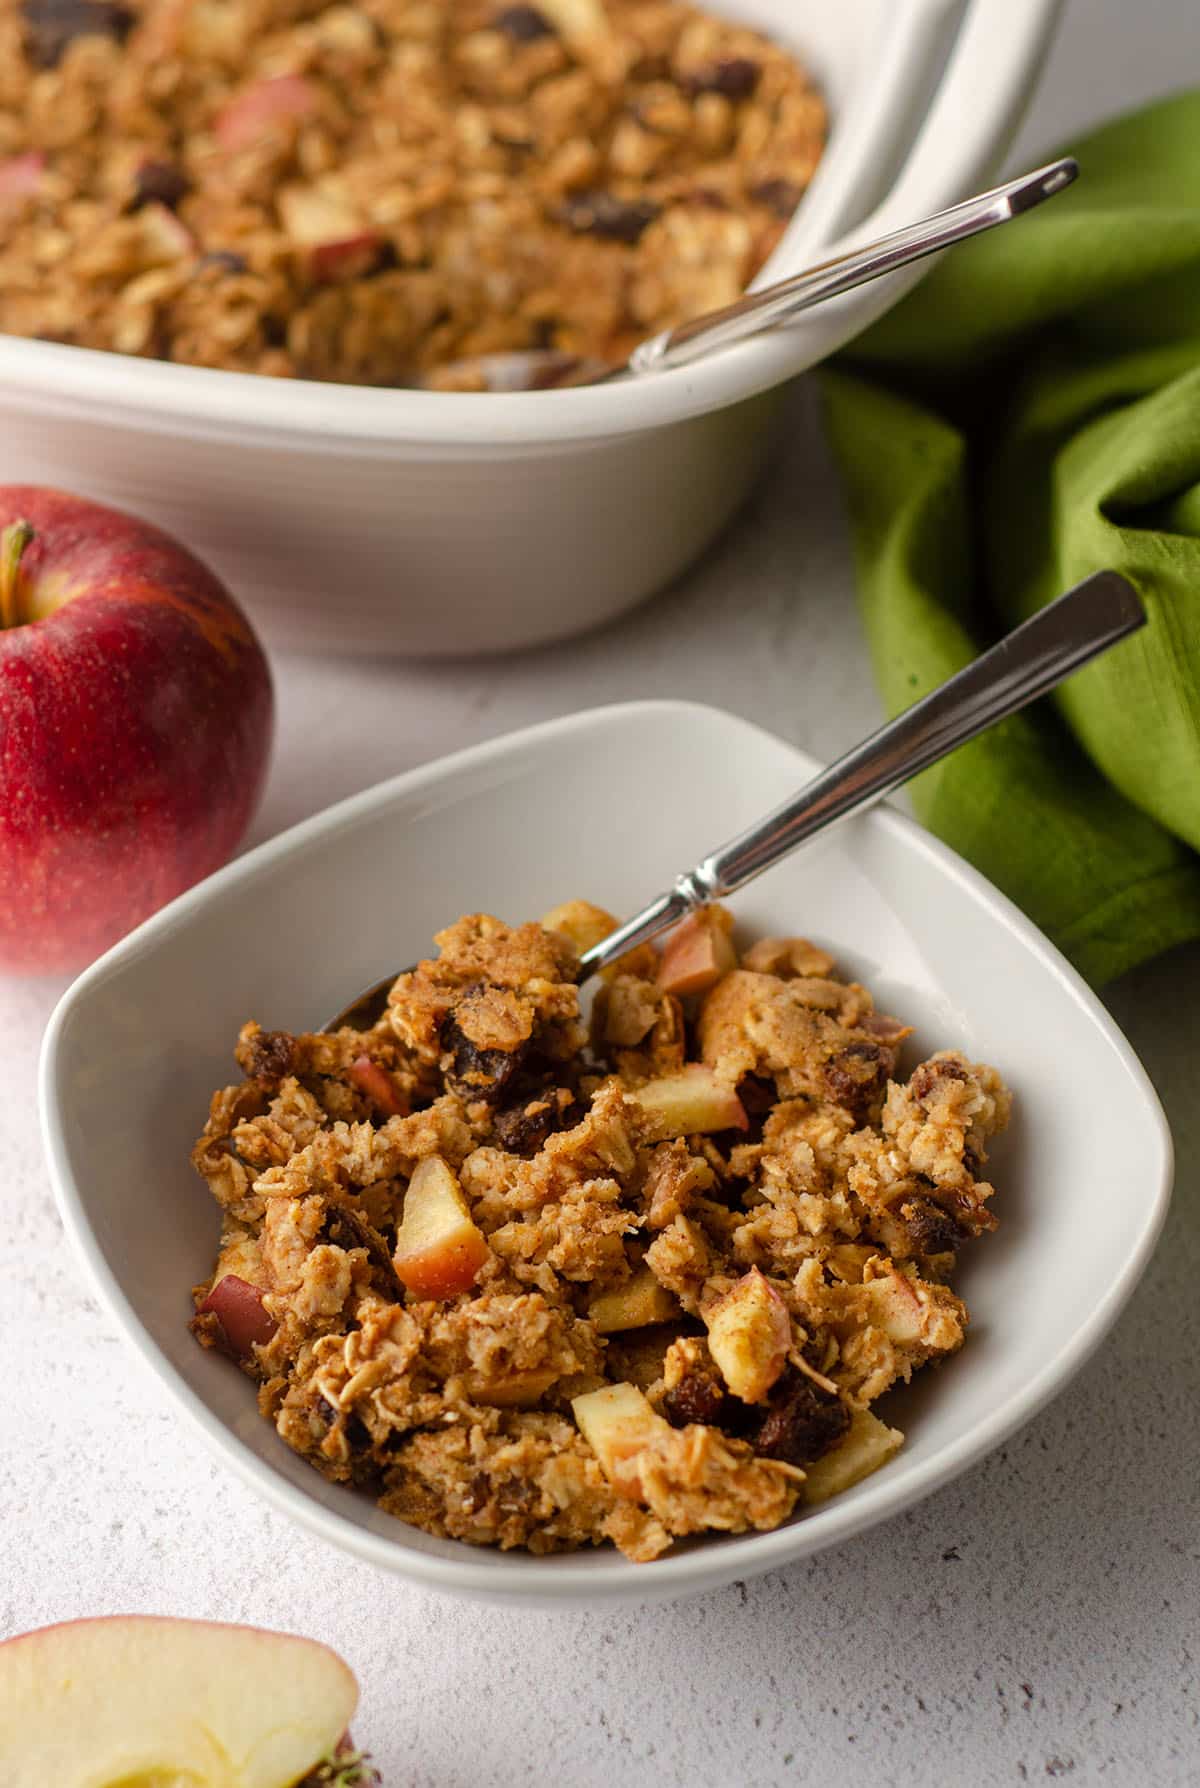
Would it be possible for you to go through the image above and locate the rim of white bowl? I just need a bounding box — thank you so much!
[39,700,1174,1604]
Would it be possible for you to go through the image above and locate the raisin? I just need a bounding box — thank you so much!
[494,1086,574,1156]
[441,1012,527,1102]
[823,1041,887,1115]
[199,249,248,275]
[910,1058,968,1102]
[663,1366,729,1428]
[245,1028,296,1082]
[751,177,803,219]
[22,0,133,67]
[321,1204,402,1299]
[495,3,554,40]
[748,1369,849,1467]
[558,191,660,245]
[683,57,761,100]
[900,1195,967,1257]
[131,160,189,211]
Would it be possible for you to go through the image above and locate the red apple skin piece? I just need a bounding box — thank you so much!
[657,912,736,997]
[199,1274,278,1358]
[216,75,318,151]
[0,151,45,197]
[309,231,387,284]
[0,487,273,973]
[349,1053,409,1118]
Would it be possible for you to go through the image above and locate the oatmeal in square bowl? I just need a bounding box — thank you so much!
[0,0,826,386]
[190,901,1010,1564]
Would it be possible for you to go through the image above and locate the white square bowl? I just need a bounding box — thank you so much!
[40,701,1171,1607]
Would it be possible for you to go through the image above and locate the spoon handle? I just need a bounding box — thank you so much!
[628,157,1078,377]
[578,571,1145,974]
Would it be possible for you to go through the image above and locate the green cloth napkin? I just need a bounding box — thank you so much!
[820,90,1200,985]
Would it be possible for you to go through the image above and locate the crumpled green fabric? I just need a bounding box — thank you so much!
[820,90,1200,985]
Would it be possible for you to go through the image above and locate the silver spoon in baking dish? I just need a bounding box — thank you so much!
[425,156,1078,392]
[327,568,1145,1031]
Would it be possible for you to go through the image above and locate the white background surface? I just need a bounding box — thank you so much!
[5,3,1199,1781]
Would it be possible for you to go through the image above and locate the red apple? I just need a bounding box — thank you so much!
[0,487,273,974]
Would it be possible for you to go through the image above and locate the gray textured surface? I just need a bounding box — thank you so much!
[5,3,1199,1779]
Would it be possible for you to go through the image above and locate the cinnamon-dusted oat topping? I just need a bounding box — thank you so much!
[190,907,1010,1560]
[0,0,825,385]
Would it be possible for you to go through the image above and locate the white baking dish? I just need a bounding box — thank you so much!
[0,0,1060,655]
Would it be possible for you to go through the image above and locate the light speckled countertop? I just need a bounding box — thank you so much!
[5,4,1199,1780]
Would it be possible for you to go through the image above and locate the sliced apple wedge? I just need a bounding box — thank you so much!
[588,1265,680,1334]
[801,1408,904,1503]
[629,1065,748,1142]
[215,74,318,151]
[199,1273,277,1358]
[463,1366,560,1407]
[348,1053,408,1118]
[393,1154,491,1300]
[705,1268,791,1403]
[0,1615,358,1788]
[657,910,736,998]
[571,1381,671,1498]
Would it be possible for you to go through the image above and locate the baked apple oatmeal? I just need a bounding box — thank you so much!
[190,903,1010,1562]
[0,0,826,386]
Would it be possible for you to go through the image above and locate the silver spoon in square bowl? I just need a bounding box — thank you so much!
[426,156,1078,392]
[327,569,1145,1032]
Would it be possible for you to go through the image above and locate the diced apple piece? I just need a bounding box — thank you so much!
[704,1267,791,1403]
[802,1408,904,1503]
[463,1366,560,1407]
[394,1154,491,1300]
[588,1265,680,1334]
[215,74,318,151]
[277,182,361,245]
[657,910,736,997]
[863,1269,926,1343]
[140,199,195,259]
[199,1273,277,1358]
[571,1381,670,1498]
[0,151,45,198]
[309,230,386,283]
[629,1064,748,1141]
[540,898,619,957]
[538,0,611,39]
[0,1615,358,1788]
[348,1052,408,1117]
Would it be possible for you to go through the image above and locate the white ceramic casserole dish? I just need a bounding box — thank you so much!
[40,701,1171,1607]
[0,0,1061,654]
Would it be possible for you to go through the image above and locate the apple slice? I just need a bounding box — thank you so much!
[629,1064,748,1141]
[801,1408,904,1503]
[463,1366,560,1407]
[588,1265,680,1334]
[863,1268,926,1343]
[704,1268,791,1403]
[216,75,318,151]
[657,911,736,997]
[199,1273,277,1358]
[393,1154,491,1300]
[0,1615,358,1788]
[571,1381,671,1498]
[349,1053,408,1118]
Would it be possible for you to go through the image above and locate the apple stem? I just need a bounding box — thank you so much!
[0,519,34,630]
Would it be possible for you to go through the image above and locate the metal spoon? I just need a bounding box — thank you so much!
[427,156,1078,392]
[327,569,1145,1031]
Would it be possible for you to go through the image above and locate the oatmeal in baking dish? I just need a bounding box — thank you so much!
[190,903,1011,1562]
[0,0,826,386]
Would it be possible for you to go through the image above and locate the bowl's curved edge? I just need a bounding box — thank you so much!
[38,698,1174,1606]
